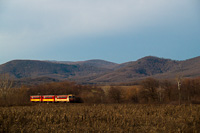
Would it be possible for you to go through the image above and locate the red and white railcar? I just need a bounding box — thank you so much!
[30,95,42,102]
[55,95,68,102]
[42,95,55,102]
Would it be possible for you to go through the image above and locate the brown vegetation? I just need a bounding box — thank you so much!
[0,74,29,106]
[138,77,200,104]
[1,75,200,132]
[0,104,200,132]
[1,73,200,106]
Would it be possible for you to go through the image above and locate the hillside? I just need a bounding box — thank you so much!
[1,56,200,84]
[49,59,119,69]
[90,56,179,83]
[0,60,111,81]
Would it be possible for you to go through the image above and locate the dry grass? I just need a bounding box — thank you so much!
[0,104,200,132]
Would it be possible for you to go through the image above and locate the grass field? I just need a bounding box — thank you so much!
[0,104,200,132]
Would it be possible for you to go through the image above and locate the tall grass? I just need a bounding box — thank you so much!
[0,104,200,132]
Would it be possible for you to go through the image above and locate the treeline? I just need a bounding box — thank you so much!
[0,74,105,106]
[0,74,29,106]
[109,77,200,104]
[1,74,200,106]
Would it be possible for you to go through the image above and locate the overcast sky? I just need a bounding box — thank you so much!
[0,0,200,64]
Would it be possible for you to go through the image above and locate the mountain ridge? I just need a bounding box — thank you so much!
[0,56,200,84]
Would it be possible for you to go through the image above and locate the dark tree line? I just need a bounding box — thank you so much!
[1,74,200,106]
[106,77,200,104]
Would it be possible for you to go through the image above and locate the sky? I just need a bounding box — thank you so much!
[0,0,200,64]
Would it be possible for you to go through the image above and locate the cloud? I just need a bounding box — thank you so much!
[0,0,199,63]
[1,0,196,38]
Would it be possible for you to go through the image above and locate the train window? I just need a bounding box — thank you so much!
[44,96,53,99]
[57,96,66,98]
[32,96,40,99]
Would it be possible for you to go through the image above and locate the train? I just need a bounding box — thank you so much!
[30,94,76,103]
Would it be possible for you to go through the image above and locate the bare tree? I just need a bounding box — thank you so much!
[139,78,159,103]
[176,64,183,105]
[108,87,122,103]
[157,85,165,103]
[161,80,174,103]
[176,75,182,105]
[0,74,13,105]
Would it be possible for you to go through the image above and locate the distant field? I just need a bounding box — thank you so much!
[0,104,200,132]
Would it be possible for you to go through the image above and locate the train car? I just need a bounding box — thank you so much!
[55,95,68,103]
[42,95,55,102]
[30,95,42,102]
[55,94,76,103]
[68,94,76,103]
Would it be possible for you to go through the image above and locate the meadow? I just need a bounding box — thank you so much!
[1,104,200,132]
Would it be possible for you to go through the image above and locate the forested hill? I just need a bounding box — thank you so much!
[0,56,200,84]
[0,59,112,80]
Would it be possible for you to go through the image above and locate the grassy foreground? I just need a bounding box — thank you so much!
[0,104,200,132]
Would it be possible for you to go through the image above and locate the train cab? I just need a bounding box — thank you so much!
[68,94,76,103]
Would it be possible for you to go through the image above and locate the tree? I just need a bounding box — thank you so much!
[139,78,159,103]
[0,74,13,106]
[182,78,200,103]
[161,80,174,103]
[123,87,139,103]
[108,87,122,103]
[176,75,182,105]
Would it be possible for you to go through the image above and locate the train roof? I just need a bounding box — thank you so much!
[30,94,75,96]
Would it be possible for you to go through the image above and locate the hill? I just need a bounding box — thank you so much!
[0,60,111,82]
[1,56,200,84]
[90,56,179,83]
[49,59,119,69]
